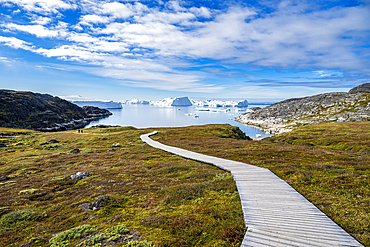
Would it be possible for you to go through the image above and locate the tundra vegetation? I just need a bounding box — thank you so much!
[154,123,369,246]
[0,125,245,246]
[0,123,368,246]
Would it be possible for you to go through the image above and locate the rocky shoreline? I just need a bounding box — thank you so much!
[33,106,112,131]
[236,83,370,135]
[0,90,112,132]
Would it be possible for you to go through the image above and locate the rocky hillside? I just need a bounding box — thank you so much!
[236,83,370,134]
[0,90,112,131]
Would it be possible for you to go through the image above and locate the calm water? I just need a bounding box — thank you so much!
[85,104,270,137]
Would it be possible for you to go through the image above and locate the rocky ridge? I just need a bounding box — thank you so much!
[0,90,112,131]
[236,83,370,134]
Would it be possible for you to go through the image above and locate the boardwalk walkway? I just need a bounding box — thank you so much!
[140,131,363,247]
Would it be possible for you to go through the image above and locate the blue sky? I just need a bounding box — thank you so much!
[0,0,369,102]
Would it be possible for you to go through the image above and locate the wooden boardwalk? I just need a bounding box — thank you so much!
[141,131,363,247]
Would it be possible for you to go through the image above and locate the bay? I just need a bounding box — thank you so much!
[85,104,270,137]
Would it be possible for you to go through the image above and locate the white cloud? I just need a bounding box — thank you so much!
[2,22,68,38]
[67,33,100,43]
[35,45,107,62]
[31,16,52,25]
[0,35,33,50]
[101,2,133,19]
[36,64,67,70]
[137,12,196,24]
[0,56,12,66]
[190,7,211,18]
[79,14,111,25]
[166,1,186,12]
[0,0,75,14]
[0,0,369,93]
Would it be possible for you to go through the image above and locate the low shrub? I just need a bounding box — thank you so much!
[0,209,45,230]
[49,224,97,247]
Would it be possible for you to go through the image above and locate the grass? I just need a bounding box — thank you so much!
[0,126,245,246]
[154,123,370,246]
[0,123,368,246]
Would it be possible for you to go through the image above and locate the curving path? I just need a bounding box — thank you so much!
[141,131,363,247]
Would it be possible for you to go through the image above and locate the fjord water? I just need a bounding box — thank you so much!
[85,104,270,137]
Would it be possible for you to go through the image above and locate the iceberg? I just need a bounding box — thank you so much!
[236,99,249,107]
[171,97,192,106]
[120,97,248,108]
[192,99,248,108]
[152,97,192,107]
[124,98,150,105]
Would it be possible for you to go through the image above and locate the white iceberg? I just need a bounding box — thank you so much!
[192,99,249,108]
[124,98,150,105]
[152,97,192,107]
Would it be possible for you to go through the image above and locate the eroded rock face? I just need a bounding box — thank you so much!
[236,84,370,134]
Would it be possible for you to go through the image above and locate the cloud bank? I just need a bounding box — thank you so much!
[0,0,369,93]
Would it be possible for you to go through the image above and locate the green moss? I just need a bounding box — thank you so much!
[0,209,46,230]
[49,224,97,247]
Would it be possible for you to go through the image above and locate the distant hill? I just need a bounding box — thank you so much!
[0,90,112,131]
[236,83,370,134]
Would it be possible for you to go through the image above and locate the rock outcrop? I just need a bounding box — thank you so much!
[348,83,370,94]
[236,84,370,134]
[0,90,112,131]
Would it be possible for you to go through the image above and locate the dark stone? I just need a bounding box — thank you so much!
[78,196,108,211]
[49,139,59,144]
[90,196,107,210]
[0,144,6,148]
[39,143,48,146]
[0,175,9,181]
[71,148,80,154]
[250,107,261,111]
[15,143,24,146]
[349,83,370,94]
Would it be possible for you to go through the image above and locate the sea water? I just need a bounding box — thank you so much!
[84,104,270,137]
